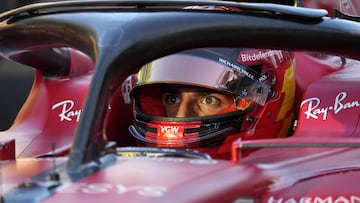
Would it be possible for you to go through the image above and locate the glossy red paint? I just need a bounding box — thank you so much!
[295,57,360,138]
[233,137,360,201]
[0,49,94,158]
[0,139,15,160]
[2,157,68,195]
[40,158,264,203]
[1,1,360,202]
[4,141,360,203]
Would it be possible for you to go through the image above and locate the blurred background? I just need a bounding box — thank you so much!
[0,1,36,130]
[0,58,34,130]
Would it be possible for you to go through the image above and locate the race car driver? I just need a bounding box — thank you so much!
[122,47,296,159]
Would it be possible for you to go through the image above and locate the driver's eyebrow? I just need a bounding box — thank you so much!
[162,88,181,94]
[162,87,217,96]
[194,92,211,97]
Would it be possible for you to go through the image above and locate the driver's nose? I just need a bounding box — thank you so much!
[175,96,198,117]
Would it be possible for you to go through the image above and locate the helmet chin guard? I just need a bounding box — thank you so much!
[129,104,254,148]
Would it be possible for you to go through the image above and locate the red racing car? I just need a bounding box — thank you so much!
[0,0,360,202]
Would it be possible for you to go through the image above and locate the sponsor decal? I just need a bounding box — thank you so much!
[121,74,136,104]
[340,0,358,15]
[218,57,256,80]
[300,91,360,120]
[117,156,218,165]
[59,183,167,197]
[267,195,360,203]
[188,159,218,165]
[157,125,184,139]
[51,100,82,122]
[239,50,283,64]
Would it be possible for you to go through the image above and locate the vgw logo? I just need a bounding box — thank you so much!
[158,126,184,139]
[160,126,180,133]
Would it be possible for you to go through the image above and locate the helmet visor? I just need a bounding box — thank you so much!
[135,52,270,106]
[135,85,255,117]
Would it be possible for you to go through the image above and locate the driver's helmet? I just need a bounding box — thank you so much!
[122,48,296,159]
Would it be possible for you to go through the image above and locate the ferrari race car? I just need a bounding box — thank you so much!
[0,0,360,202]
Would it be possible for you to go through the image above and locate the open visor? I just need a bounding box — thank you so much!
[132,51,270,106]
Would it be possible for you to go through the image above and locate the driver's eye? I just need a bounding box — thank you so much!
[163,93,181,105]
[201,96,221,106]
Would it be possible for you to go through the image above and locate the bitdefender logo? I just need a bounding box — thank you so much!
[239,50,283,63]
[160,126,180,134]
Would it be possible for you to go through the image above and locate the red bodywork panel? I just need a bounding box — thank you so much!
[2,1,360,202]
[294,53,360,138]
[0,139,15,160]
[0,49,94,158]
[1,0,359,159]
[3,146,360,203]
[2,158,68,195]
